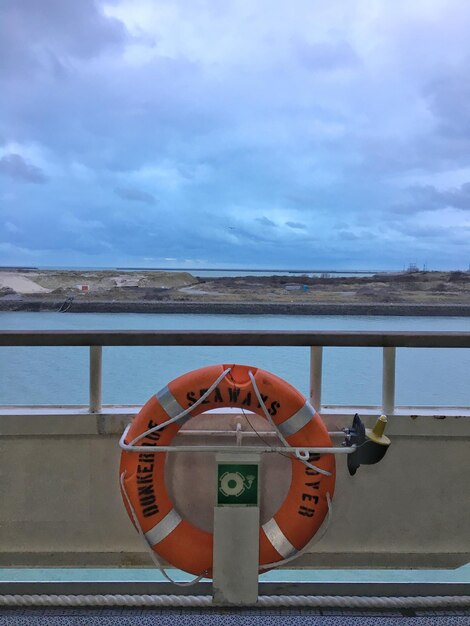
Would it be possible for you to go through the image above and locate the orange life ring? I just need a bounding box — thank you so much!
[120,363,336,577]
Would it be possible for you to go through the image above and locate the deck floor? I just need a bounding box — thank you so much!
[1,606,469,625]
[1,567,469,624]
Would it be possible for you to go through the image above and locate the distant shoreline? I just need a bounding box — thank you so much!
[0,265,386,275]
[2,299,470,316]
[1,268,469,316]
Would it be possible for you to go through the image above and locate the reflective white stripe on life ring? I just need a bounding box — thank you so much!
[277,401,314,438]
[144,508,183,546]
[262,517,298,559]
[156,386,190,422]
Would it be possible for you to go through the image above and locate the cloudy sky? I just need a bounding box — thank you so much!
[1,0,470,270]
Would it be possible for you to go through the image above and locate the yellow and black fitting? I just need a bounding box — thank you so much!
[346,414,391,476]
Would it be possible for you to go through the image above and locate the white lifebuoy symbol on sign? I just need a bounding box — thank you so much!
[219,472,245,497]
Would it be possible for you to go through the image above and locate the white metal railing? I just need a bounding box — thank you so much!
[311,345,397,414]
[1,330,469,416]
[1,330,469,578]
[89,345,102,413]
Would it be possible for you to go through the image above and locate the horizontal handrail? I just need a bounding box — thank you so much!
[1,330,469,415]
[1,330,470,347]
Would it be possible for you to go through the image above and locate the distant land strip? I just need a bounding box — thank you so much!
[0,265,384,274]
[2,299,470,316]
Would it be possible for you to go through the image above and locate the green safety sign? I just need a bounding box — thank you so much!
[217,463,259,506]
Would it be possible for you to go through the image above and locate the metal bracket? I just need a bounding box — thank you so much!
[119,424,356,456]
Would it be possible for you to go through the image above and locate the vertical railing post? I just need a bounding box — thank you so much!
[89,346,102,413]
[382,347,396,415]
[310,346,323,412]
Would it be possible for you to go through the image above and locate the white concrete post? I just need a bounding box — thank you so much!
[89,346,102,413]
[310,346,323,411]
[382,347,396,415]
[212,453,260,605]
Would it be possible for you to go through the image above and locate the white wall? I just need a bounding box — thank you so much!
[0,408,469,569]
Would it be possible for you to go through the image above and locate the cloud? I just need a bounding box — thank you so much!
[0,154,48,183]
[437,182,470,209]
[285,221,307,230]
[391,182,470,214]
[337,230,360,241]
[115,186,156,205]
[0,0,127,81]
[387,207,470,249]
[294,40,360,71]
[2,0,470,270]
[255,216,277,227]
[425,70,470,139]
[4,221,21,233]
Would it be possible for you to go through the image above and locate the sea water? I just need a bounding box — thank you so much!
[1,311,470,407]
